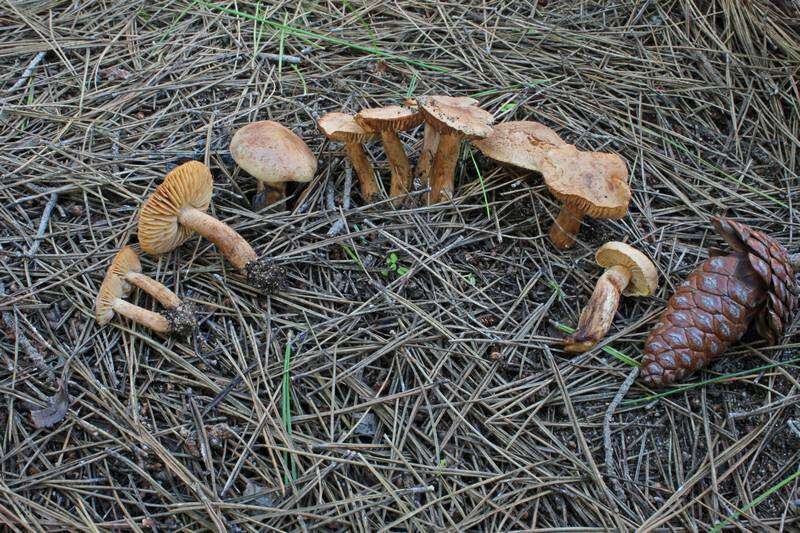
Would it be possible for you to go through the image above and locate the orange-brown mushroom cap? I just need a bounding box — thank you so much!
[230,121,317,187]
[318,112,375,143]
[138,161,213,255]
[596,242,658,297]
[542,145,630,219]
[95,269,130,325]
[417,96,494,139]
[355,106,423,132]
[472,121,566,170]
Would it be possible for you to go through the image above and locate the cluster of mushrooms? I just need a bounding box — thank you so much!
[96,95,798,387]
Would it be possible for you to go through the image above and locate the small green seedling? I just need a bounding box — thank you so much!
[382,252,409,278]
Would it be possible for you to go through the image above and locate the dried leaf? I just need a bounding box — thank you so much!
[30,381,69,428]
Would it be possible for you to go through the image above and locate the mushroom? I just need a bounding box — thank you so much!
[408,96,479,191]
[230,120,317,210]
[318,112,380,202]
[541,145,630,249]
[417,96,493,204]
[355,105,422,204]
[471,120,566,172]
[137,160,284,293]
[564,242,657,353]
[96,247,195,336]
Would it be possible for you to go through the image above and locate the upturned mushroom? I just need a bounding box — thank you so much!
[564,242,658,353]
[137,160,284,293]
[472,120,566,171]
[318,112,380,202]
[355,105,422,204]
[96,247,195,336]
[408,96,479,190]
[417,96,494,204]
[230,120,317,210]
[542,145,630,249]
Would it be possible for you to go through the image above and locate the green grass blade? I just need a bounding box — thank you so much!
[197,1,446,72]
[469,149,491,219]
[553,322,639,367]
[282,340,296,481]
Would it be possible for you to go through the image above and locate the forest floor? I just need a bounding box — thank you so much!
[1,1,799,530]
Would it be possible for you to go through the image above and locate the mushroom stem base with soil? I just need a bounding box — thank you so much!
[428,132,461,204]
[549,204,585,250]
[381,131,413,203]
[177,207,285,293]
[564,265,632,352]
[344,142,380,202]
[113,298,171,333]
[253,182,287,211]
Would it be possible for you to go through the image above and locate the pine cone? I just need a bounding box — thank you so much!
[641,218,797,386]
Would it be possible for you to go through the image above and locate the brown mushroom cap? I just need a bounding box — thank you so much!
[138,161,213,255]
[596,241,658,297]
[472,121,566,170]
[318,112,375,143]
[355,106,423,132]
[542,145,630,219]
[405,95,479,108]
[230,121,317,186]
[417,96,494,139]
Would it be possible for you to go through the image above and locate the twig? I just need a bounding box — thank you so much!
[0,283,56,382]
[604,367,639,501]
[258,52,302,64]
[24,191,58,258]
[327,163,353,237]
[7,51,46,92]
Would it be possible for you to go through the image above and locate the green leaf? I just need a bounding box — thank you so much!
[396,267,409,276]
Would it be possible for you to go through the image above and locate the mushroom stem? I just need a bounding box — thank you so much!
[428,132,461,204]
[564,265,632,353]
[124,272,182,308]
[549,204,585,249]
[381,131,413,204]
[253,182,286,210]
[416,123,440,190]
[177,207,258,271]
[112,298,171,333]
[344,142,380,202]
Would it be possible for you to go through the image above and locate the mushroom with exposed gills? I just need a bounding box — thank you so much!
[355,105,422,204]
[542,145,630,249]
[109,246,196,329]
[417,96,494,204]
[472,120,566,172]
[137,160,284,293]
[230,120,317,210]
[564,242,658,353]
[318,112,380,202]
[96,248,195,336]
[407,96,479,190]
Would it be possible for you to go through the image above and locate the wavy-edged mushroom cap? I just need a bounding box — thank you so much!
[95,271,128,325]
[417,96,494,139]
[138,161,213,255]
[356,106,423,132]
[230,121,317,187]
[318,112,375,143]
[542,145,630,219]
[472,121,566,170]
[110,245,142,281]
[596,241,658,297]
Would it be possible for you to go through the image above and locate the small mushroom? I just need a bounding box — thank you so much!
[564,242,658,353]
[96,247,195,336]
[355,105,422,204]
[417,96,493,204]
[137,161,284,293]
[230,120,317,210]
[472,120,566,172]
[407,96,479,191]
[542,145,630,249]
[318,112,380,202]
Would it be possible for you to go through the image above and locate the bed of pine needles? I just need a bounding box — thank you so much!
[1,1,799,530]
